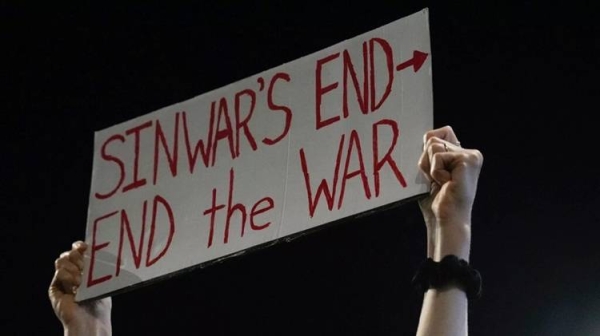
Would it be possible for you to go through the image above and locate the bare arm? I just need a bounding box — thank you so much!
[415,125,483,336]
[49,241,113,336]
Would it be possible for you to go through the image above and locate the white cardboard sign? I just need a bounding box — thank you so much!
[77,8,433,301]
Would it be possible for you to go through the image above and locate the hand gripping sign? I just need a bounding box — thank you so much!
[77,8,433,302]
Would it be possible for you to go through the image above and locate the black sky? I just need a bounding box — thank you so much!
[5,2,600,335]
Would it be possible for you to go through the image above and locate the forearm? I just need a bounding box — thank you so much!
[417,223,472,336]
[416,288,468,336]
[434,223,471,261]
[426,226,435,258]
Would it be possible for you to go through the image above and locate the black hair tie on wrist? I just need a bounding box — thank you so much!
[411,255,482,301]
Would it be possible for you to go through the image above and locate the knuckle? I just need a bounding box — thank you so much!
[418,155,427,169]
[56,269,69,282]
[462,150,484,169]
[425,136,437,147]
[467,149,484,164]
[474,149,484,163]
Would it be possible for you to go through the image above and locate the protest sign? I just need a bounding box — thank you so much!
[77,8,433,302]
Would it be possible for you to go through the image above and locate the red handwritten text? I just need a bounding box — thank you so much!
[299,118,406,217]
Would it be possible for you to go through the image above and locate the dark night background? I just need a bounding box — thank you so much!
[4,2,600,335]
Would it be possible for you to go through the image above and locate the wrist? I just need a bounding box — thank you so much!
[412,255,483,301]
[64,320,111,336]
[434,223,471,262]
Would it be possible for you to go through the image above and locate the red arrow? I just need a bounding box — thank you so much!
[395,50,429,72]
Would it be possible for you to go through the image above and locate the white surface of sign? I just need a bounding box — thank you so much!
[77,8,433,302]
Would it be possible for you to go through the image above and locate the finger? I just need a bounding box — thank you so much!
[55,256,81,274]
[59,267,82,288]
[430,151,458,184]
[72,240,87,252]
[426,139,447,173]
[427,136,462,151]
[423,125,460,147]
[50,267,82,295]
[418,149,431,181]
[67,242,86,270]
[55,250,84,272]
[420,136,445,175]
[443,140,462,152]
[420,137,448,184]
[430,147,480,183]
[68,248,85,271]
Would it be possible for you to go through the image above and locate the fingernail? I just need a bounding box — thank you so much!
[72,286,78,295]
